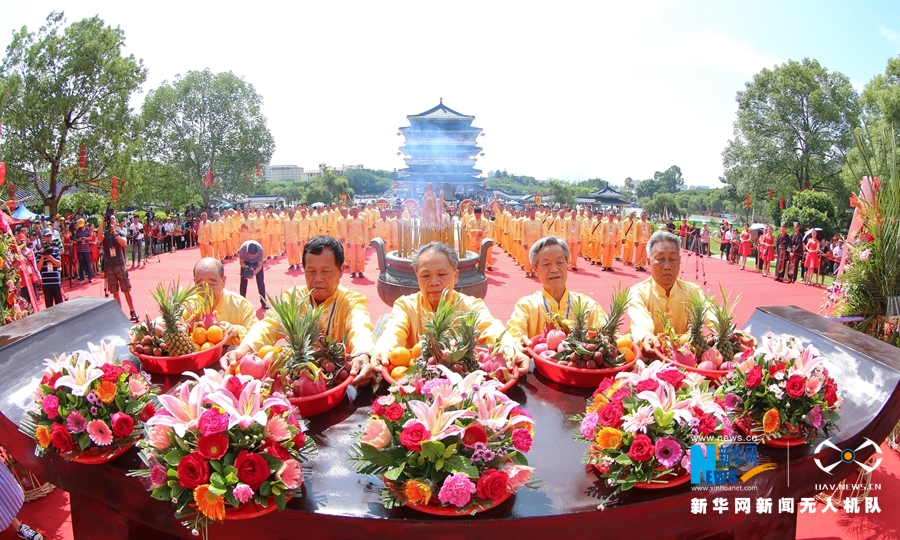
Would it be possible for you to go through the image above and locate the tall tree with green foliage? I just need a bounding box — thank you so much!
[305,168,352,205]
[140,69,275,206]
[0,12,147,216]
[546,179,576,207]
[722,59,859,204]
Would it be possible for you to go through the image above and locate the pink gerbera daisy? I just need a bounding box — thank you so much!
[86,419,113,446]
[66,410,87,433]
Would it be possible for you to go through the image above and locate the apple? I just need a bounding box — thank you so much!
[701,348,724,368]
[697,360,718,371]
[546,329,567,351]
[238,354,269,379]
[532,342,548,354]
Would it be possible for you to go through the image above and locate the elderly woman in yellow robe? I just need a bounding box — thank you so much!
[507,236,607,347]
[627,230,704,348]
[373,241,506,366]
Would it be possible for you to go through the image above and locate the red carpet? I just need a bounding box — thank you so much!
[7,242,893,539]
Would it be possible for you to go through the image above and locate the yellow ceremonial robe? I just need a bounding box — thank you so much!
[507,289,607,342]
[626,277,704,342]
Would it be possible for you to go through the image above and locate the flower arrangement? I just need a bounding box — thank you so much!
[131,369,316,538]
[574,360,730,492]
[20,340,157,460]
[721,333,841,444]
[350,366,535,514]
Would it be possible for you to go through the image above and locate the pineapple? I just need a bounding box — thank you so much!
[599,286,629,342]
[686,291,710,355]
[568,296,590,343]
[420,290,463,368]
[150,280,198,357]
[710,285,740,362]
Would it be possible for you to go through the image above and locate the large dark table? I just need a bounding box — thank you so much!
[1,298,898,539]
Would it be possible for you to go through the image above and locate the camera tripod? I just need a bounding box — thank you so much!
[680,235,707,285]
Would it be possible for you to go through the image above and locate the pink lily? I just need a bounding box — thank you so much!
[148,380,210,437]
[402,394,474,442]
[207,379,284,430]
[637,381,692,426]
[475,392,531,432]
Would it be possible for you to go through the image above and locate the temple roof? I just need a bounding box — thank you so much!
[408,99,475,122]
[588,182,627,199]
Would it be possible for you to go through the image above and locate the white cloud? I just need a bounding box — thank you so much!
[880,26,900,46]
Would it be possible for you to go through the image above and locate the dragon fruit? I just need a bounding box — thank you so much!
[672,346,697,367]
[293,364,327,397]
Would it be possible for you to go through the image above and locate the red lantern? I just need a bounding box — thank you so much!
[480,133,485,136]
[806,180,810,190]
[745,194,751,209]
[79,146,87,168]
[397,152,402,155]
[392,184,399,189]
[255,163,261,177]
[768,188,773,201]
[0,162,5,187]
[8,183,14,201]
[482,184,488,189]
[779,196,785,210]
[204,169,213,188]
[397,132,401,136]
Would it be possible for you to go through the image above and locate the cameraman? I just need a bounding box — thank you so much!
[238,239,267,310]
[103,215,139,322]
[38,228,63,308]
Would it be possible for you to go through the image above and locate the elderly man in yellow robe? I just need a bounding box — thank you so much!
[507,236,607,360]
[633,211,653,272]
[600,210,619,271]
[627,230,704,349]
[522,207,543,277]
[467,206,487,253]
[373,241,506,366]
[197,212,213,259]
[225,235,377,385]
[189,257,258,344]
[621,212,637,266]
[210,212,226,261]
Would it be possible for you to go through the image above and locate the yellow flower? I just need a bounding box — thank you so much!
[95,380,118,404]
[594,427,623,450]
[763,409,780,434]
[404,479,432,506]
[193,485,225,521]
[35,425,52,448]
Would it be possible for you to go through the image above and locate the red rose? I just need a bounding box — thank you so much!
[657,369,686,389]
[384,403,404,422]
[50,423,73,453]
[139,402,156,422]
[476,469,509,501]
[40,372,62,390]
[696,414,717,436]
[462,424,488,448]
[268,404,289,417]
[197,433,229,460]
[225,376,244,397]
[745,366,763,388]
[177,452,210,489]
[100,364,125,382]
[371,401,386,417]
[768,363,786,378]
[110,412,135,438]
[785,375,806,399]
[635,379,659,393]
[597,400,624,429]
[235,450,272,491]
[399,422,429,452]
[594,378,615,396]
[261,438,291,461]
[823,380,838,407]
[628,434,654,462]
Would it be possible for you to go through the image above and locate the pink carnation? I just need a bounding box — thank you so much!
[512,428,533,453]
[150,465,168,487]
[42,395,60,420]
[233,484,254,504]
[580,412,599,439]
[438,473,476,507]
[198,408,229,437]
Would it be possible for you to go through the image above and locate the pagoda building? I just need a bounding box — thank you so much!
[397,99,483,195]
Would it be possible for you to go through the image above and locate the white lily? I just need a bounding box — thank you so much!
[53,351,104,397]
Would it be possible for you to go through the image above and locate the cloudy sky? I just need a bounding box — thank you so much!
[2,1,899,187]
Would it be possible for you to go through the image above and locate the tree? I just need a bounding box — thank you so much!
[547,179,576,208]
[140,69,275,206]
[0,12,147,216]
[641,193,681,219]
[345,169,393,195]
[654,165,685,192]
[722,59,859,201]
[780,190,838,239]
[305,168,352,205]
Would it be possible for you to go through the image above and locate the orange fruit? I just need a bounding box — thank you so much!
[615,336,632,351]
[410,343,422,359]
[257,345,276,358]
[205,325,224,344]
[390,366,408,380]
[191,326,208,345]
[618,346,636,363]
[388,346,411,367]
[200,341,213,351]
[232,336,241,346]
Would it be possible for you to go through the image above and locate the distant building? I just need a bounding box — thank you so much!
[397,99,484,193]
[300,163,364,182]
[265,165,304,182]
